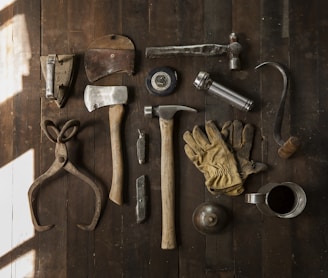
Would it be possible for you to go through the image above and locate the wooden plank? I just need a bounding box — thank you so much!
[38,0,70,275]
[119,1,153,277]
[65,0,99,277]
[316,3,328,275]
[0,0,43,276]
[289,1,327,277]
[0,1,14,168]
[141,2,181,277]
[231,0,264,275]
[256,1,293,277]
[0,3,17,277]
[65,0,126,277]
[203,1,234,277]
[174,0,207,277]
[11,1,41,277]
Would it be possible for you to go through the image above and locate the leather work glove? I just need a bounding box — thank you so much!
[221,120,267,195]
[183,121,243,195]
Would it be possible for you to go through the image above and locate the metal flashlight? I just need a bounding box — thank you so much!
[193,71,254,111]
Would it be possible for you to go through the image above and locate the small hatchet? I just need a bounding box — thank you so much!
[84,85,128,205]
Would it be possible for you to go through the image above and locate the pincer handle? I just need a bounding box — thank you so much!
[41,119,80,143]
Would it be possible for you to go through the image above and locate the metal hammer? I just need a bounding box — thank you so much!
[84,85,128,205]
[145,33,242,70]
[144,105,197,249]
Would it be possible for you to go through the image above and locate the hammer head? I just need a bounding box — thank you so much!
[84,85,128,112]
[228,33,242,70]
[144,105,197,120]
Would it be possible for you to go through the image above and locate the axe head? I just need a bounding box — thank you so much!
[84,85,128,112]
[84,34,135,82]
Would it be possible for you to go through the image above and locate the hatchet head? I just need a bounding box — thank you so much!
[84,34,135,82]
[84,85,128,112]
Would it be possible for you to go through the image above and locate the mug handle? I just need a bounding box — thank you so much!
[245,193,267,204]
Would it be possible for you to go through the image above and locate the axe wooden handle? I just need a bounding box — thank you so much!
[108,104,124,205]
[159,117,177,249]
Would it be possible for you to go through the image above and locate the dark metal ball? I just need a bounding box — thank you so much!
[192,202,229,235]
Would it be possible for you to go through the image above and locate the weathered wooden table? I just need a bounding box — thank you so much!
[1,1,327,277]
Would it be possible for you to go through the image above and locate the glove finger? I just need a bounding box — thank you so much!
[252,161,267,174]
[232,120,243,149]
[239,123,254,158]
[221,121,232,143]
[206,183,244,196]
[192,125,211,150]
[183,130,202,154]
[206,186,223,196]
[224,185,245,196]
[204,121,226,146]
[184,144,198,163]
[241,161,267,180]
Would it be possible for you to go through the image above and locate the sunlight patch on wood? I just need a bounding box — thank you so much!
[0,13,31,104]
[0,149,35,277]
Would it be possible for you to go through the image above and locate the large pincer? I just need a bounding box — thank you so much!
[28,119,104,232]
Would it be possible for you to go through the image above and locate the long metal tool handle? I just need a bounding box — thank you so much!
[255,62,300,159]
[46,54,56,99]
[159,117,176,250]
[146,44,227,58]
[108,104,125,205]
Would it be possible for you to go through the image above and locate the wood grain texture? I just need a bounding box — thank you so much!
[108,104,125,205]
[159,117,176,250]
[1,0,328,277]
[176,0,206,276]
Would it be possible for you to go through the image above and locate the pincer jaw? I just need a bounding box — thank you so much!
[34,224,55,232]
[76,199,102,231]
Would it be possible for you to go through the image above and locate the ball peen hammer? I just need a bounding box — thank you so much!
[84,85,128,205]
[145,33,242,70]
[144,105,197,249]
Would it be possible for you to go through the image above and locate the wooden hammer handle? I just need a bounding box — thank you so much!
[108,104,124,205]
[159,118,177,249]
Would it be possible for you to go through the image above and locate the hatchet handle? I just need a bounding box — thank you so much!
[159,117,177,249]
[109,104,124,205]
